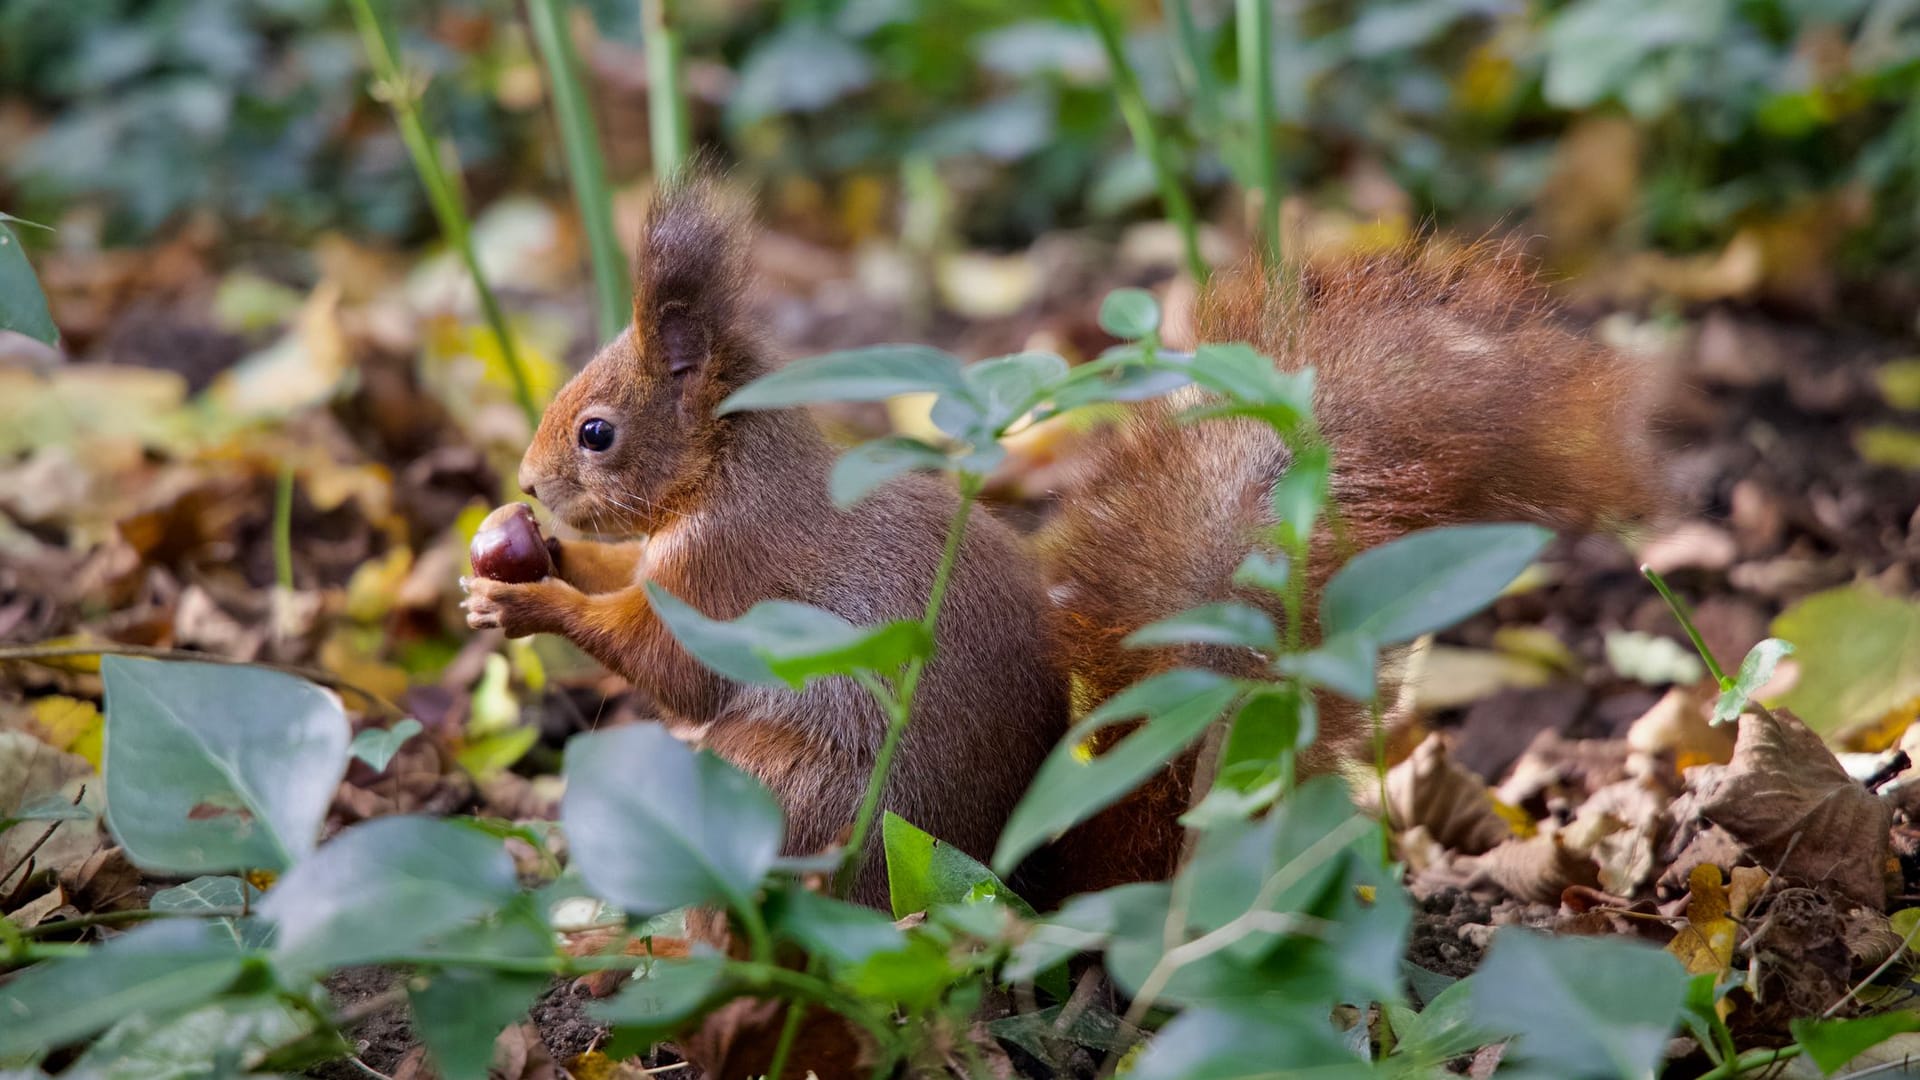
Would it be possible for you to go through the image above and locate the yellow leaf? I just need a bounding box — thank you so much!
[1859,426,1920,471]
[1668,864,1738,992]
[1877,360,1920,411]
[30,696,104,769]
[345,546,414,624]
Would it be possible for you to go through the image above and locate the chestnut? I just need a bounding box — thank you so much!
[469,503,553,583]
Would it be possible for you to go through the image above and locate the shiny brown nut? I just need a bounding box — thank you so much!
[470,503,553,583]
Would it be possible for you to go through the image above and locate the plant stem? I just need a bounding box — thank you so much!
[1237,0,1282,272]
[1696,1043,1802,1080]
[764,998,808,1080]
[1075,0,1208,285]
[1641,564,1729,686]
[526,0,630,341]
[1167,0,1224,140]
[642,0,692,180]
[834,472,982,897]
[273,460,295,591]
[346,0,542,429]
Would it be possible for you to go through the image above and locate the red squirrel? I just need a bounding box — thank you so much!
[461,180,1069,906]
[1041,244,1664,892]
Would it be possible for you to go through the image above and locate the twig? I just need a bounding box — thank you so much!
[0,784,85,890]
[0,644,406,718]
[1823,907,1920,1018]
[19,905,175,940]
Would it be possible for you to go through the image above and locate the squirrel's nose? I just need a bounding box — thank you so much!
[518,467,540,502]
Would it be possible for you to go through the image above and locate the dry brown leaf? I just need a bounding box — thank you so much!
[1693,707,1892,910]
[1469,832,1600,904]
[1387,734,1513,855]
[1576,776,1673,896]
[1627,687,1734,771]
[680,997,874,1080]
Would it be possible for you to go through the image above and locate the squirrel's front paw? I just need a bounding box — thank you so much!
[460,576,568,638]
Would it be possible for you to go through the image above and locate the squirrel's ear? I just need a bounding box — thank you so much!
[635,174,750,381]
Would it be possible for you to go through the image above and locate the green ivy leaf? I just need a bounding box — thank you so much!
[1128,1004,1364,1079]
[348,717,422,772]
[1098,288,1161,340]
[883,811,1031,919]
[768,884,907,968]
[648,583,931,688]
[1274,632,1379,701]
[103,657,349,874]
[1713,638,1793,724]
[830,436,951,508]
[1789,1010,1920,1073]
[1125,602,1278,651]
[0,920,251,1059]
[65,997,315,1080]
[717,344,966,414]
[0,217,58,347]
[1321,524,1553,646]
[994,669,1238,874]
[1469,929,1689,1079]
[260,815,520,977]
[150,875,259,915]
[562,723,784,916]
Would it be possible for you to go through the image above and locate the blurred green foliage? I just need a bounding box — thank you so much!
[3,0,1918,271]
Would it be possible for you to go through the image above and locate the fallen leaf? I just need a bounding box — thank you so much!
[1605,631,1707,688]
[1667,865,1737,988]
[1387,734,1513,855]
[1693,708,1892,910]
[1771,585,1920,738]
[1627,688,1734,770]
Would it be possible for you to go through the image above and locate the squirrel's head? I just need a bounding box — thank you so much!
[520,180,761,536]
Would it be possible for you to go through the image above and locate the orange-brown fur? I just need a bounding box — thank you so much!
[463,181,1068,907]
[1042,244,1664,892]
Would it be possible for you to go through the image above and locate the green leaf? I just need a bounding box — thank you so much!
[1125,602,1278,651]
[830,436,950,508]
[1211,685,1316,789]
[842,931,959,1011]
[0,219,58,346]
[348,717,422,772]
[994,669,1238,874]
[65,996,315,1080]
[648,583,931,688]
[1098,288,1161,340]
[1384,977,1494,1067]
[1128,1005,1367,1079]
[1714,638,1793,724]
[409,911,554,1080]
[949,351,1069,436]
[1469,929,1689,1079]
[1004,882,1172,984]
[1789,1010,1920,1072]
[1274,632,1379,701]
[884,811,1031,920]
[768,885,906,968]
[150,875,259,915]
[562,723,784,916]
[1048,356,1190,412]
[590,954,729,1039]
[1772,584,1920,736]
[260,815,520,977]
[1230,550,1290,595]
[1272,442,1330,548]
[0,793,91,835]
[0,920,249,1059]
[987,1003,1143,1069]
[1184,344,1315,431]
[717,344,965,414]
[1321,524,1553,646]
[103,657,349,874]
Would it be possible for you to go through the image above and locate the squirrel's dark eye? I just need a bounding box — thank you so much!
[578,419,615,452]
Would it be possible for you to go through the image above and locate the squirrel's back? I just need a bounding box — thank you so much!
[1039,245,1664,888]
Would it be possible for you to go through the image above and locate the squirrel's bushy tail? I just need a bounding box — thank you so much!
[1036,245,1665,892]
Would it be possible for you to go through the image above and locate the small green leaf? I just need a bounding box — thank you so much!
[831,436,950,507]
[1128,1004,1360,1079]
[562,723,784,916]
[648,583,931,688]
[0,920,249,1059]
[408,910,554,1080]
[348,718,422,772]
[994,669,1239,873]
[1125,602,1278,651]
[1789,1010,1920,1072]
[1272,442,1330,548]
[951,351,1070,436]
[1214,684,1316,781]
[769,885,907,968]
[151,875,259,915]
[1184,344,1315,431]
[1049,358,1190,412]
[67,997,315,1080]
[1230,550,1289,595]
[717,344,966,414]
[1384,977,1494,1067]
[0,219,58,346]
[1469,929,1688,1079]
[260,816,520,977]
[1098,288,1161,340]
[591,954,728,1042]
[1274,633,1378,701]
[1713,638,1793,724]
[884,811,1031,920]
[1321,524,1552,646]
[103,657,349,874]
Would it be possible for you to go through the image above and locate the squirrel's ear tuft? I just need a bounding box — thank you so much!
[635,171,752,379]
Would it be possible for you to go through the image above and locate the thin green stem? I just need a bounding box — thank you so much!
[526,0,629,341]
[1237,0,1282,272]
[1696,1043,1802,1080]
[764,997,808,1080]
[1076,0,1208,284]
[1168,0,1224,140]
[346,0,541,429]
[642,0,692,180]
[1641,564,1729,686]
[273,460,295,591]
[835,472,982,897]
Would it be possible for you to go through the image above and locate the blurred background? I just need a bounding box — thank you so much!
[2,0,1919,848]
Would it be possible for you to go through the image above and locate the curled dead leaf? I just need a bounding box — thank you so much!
[1469,831,1600,904]
[1387,734,1513,855]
